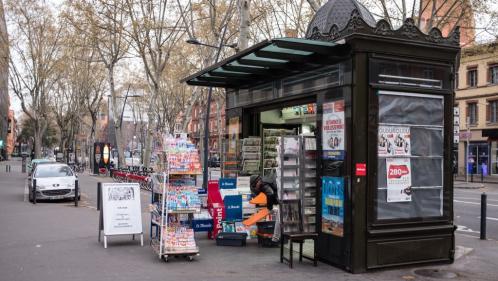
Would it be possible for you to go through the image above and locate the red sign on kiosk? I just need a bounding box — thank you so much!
[355,163,367,176]
[207,180,225,239]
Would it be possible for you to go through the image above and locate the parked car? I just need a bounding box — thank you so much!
[27,158,55,176]
[29,163,79,201]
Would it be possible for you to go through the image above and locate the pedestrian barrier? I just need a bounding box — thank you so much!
[110,169,152,191]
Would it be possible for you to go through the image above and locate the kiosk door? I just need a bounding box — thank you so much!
[317,87,352,268]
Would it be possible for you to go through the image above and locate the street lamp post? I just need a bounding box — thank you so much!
[186,32,236,191]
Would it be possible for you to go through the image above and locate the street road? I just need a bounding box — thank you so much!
[455,187,498,240]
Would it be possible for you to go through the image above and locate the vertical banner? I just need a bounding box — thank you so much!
[321,177,344,237]
[378,126,411,156]
[386,158,412,202]
[322,100,345,160]
[224,195,243,221]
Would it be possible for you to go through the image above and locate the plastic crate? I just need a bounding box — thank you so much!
[216,232,248,247]
[256,221,275,235]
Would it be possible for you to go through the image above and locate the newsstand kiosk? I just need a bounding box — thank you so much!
[183,0,460,273]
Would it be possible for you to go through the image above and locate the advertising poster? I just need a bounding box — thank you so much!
[378,126,411,156]
[322,100,345,160]
[321,177,344,237]
[386,158,412,202]
[228,117,240,153]
[102,183,143,236]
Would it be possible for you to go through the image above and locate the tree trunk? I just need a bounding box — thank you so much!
[143,86,159,169]
[34,130,42,158]
[109,66,126,168]
[238,0,251,50]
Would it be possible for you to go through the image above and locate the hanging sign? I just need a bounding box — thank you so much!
[321,177,344,237]
[378,126,411,156]
[100,182,143,248]
[219,178,237,189]
[386,158,412,202]
[322,100,345,160]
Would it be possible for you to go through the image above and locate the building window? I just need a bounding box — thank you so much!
[489,65,498,84]
[467,102,478,125]
[488,100,498,123]
[467,68,478,87]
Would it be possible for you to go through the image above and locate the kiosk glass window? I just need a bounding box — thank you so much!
[376,91,444,220]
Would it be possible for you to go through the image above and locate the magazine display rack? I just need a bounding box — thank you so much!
[150,137,202,262]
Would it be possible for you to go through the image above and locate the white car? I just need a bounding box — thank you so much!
[29,163,79,201]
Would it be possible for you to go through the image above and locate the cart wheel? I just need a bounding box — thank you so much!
[162,256,168,262]
[187,256,194,262]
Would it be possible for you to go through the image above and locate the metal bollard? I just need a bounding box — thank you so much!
[97,182,102,211]
[481,172,484,183]
[74,180,79,207]
[32,179,37,204]
[471,171,474,182]
[481,193,487,240]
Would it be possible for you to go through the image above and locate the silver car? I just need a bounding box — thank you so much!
[29,163,79,201]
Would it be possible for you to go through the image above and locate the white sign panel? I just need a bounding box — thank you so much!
[378,126,411,156]
[237,176,251,193]
[102,183,143,236]
[386,158,412,202]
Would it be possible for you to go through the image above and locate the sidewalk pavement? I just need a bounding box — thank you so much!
[1,160,498,281]
[454,174,498,184]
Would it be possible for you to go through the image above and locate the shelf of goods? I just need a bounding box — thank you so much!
[241,137,261,175]
[150,137,202,262]
[262,128,296,177]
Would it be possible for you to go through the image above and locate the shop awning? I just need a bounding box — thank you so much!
[181,38,349,88]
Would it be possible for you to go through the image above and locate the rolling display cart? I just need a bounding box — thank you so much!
[150,137,202,262]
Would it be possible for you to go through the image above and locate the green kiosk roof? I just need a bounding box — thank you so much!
[181,38,348,88]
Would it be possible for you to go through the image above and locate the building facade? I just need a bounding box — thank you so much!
[182,98,226,157]
[455,42,498,175]
[0,0,10,160]
[5,109,16,157]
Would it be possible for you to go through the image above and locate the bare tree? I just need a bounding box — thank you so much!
[123,0,188,168]
[362,0,497,46]
[65,0,130,168]
[7,0,63,158]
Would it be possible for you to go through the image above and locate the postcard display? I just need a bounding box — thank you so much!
[275,136,317,233]
[263,129,297,177]
[241,137,261,175]
[150,137,202,262]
